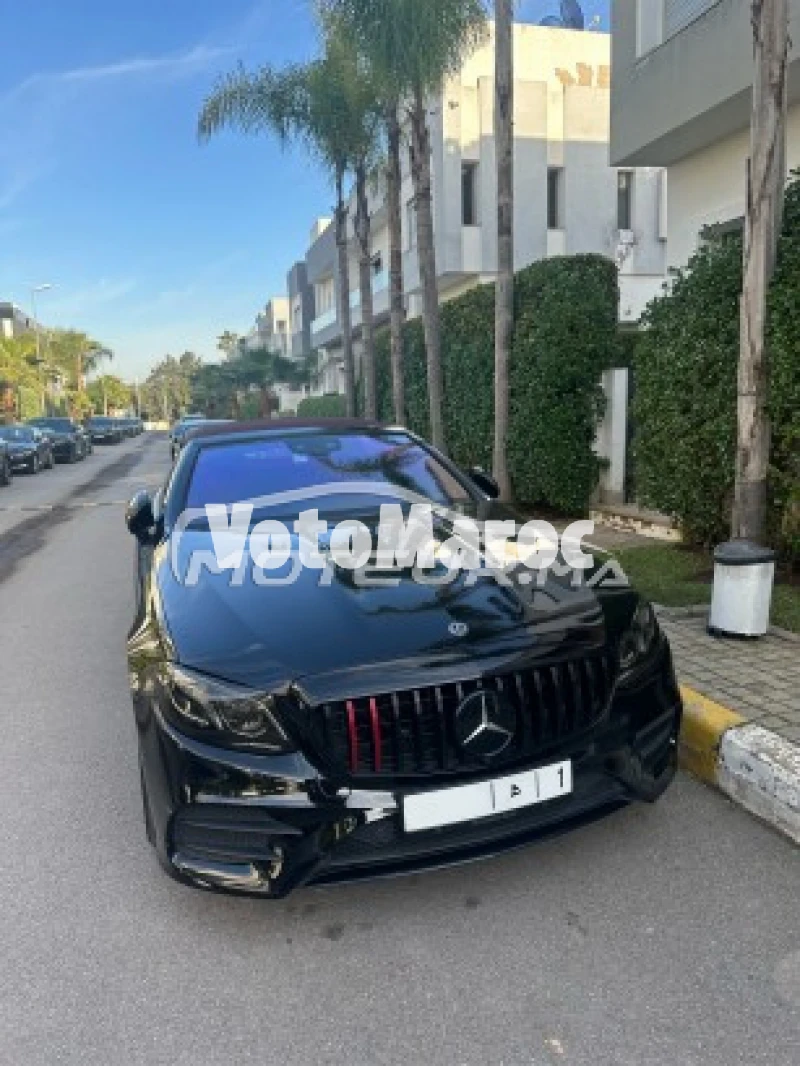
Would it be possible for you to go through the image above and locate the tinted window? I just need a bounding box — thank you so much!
[30,418,72,430]
[0,427,34,442]
[184,433,470,512]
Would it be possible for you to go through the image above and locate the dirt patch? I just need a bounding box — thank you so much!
[0,446,153,586]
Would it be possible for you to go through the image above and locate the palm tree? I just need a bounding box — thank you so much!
[493,0,514,501]
[199,35,379,419]
[325,0,488,451]
[385,103,407,424]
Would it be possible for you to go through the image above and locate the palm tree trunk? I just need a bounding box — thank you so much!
[409,87,445,453]
[355,161,377,419]
[733,0,788,541]
[386,106,406,425]
[494,0,514,501]
[335,164,357,417]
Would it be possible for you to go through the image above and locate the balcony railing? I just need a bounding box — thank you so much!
[349,271,390,311]
[311,307,337,336]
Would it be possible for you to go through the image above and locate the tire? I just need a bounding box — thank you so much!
[0,458,10,487]
[69,445,78,464]
[29,454,40,475]
[46,450,55,470]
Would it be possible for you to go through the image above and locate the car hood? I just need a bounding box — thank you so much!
[155,530,608,701]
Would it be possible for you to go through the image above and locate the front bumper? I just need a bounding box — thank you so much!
[137,642,682,898]
[52,441,76,460]
[8,452,36,470]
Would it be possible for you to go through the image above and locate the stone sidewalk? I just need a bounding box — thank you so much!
[658,608,800,747]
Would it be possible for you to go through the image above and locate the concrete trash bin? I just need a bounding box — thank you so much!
[709,540,777,639]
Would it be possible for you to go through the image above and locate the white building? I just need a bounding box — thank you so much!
[305,20,668,392]
[611,0,800,270]
[245,296,291,356]
[0,302,37,339]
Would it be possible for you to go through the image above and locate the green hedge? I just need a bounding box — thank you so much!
[633,173,800,556]
[370,255,619,513]
[297,394,348,418]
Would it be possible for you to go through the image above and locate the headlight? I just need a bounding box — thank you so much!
[619,600,660,674]
[162,664,295,752]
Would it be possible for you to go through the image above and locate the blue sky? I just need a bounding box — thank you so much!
[0,0,609,379]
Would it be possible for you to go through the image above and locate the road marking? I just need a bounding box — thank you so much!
[0,501,128,513]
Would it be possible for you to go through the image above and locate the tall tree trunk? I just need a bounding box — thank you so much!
[733,0,788,541]
[335,164,357,418]
[386,105,406,424]
[409,87,445,453]
[355,160,377,420]
[494,0,514,501]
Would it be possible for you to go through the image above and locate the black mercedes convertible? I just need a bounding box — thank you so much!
[126,419,682,897]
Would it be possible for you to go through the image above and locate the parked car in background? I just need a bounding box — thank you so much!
[114,418,137,439]
[119,418,144,437]
[169,415,205,447]
[170,418,232,461]
[85,417,125,445]
[0,438,12,487]
[77,423,94,455]
[0,425,54,474]
[28,417,87,463]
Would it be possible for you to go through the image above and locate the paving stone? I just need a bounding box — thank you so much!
[663,614,799,748]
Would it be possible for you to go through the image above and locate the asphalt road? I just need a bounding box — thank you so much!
[0,434,798,1066]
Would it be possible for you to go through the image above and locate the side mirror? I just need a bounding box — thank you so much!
[468,466,501,500]
[126,491,156,542]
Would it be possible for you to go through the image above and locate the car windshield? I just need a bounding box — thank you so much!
[0,427,35,442]
[183,431,471,514]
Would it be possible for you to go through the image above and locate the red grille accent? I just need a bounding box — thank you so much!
[323,653,615,779]
[368,697,382,772]
[346,700,359,773]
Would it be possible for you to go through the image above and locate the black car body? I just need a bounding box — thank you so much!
[127,420,682,898]
[115,418,137,439]
[0,439,12,486]
[28,417,87,462]
[0,425,54,473]
[86,417,124,444]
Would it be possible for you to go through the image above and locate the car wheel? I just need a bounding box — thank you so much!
[29,454,40,475]
[46,452,55,470]
[69,445,78,463]
[0,458,11,487]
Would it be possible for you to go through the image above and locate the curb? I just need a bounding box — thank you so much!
[679,685,800,845]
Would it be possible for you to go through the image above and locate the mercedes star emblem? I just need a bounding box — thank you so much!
[453,689,516,759]
[448,622,469,638]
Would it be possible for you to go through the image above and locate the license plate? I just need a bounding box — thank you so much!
[402,761,573,834]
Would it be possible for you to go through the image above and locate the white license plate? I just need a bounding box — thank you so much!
[402,761,573,834]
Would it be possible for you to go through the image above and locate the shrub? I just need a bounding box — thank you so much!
[370,254,619,513]
[297,394,348,418]
[634,172,800,557]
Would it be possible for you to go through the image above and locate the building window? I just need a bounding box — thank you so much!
[462,162,479,226]
[617,171,634,231]
[315,277,335,316]
[547,168,564,230]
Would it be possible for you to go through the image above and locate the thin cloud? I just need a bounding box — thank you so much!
[46,279,138,320]
[1,45,232,106]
